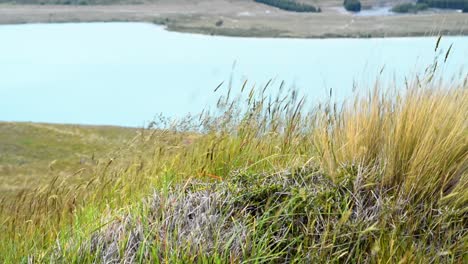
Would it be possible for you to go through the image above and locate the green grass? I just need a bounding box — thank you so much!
[0,122,138,197]
[0,57,467,262]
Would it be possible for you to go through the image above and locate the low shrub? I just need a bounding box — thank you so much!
[344,0,361,12]
[418,0,468,10]
[255,0,321,13]
[391,2,429,13]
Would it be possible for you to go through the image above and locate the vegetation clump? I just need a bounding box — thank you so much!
[254,0,321,12]
[344,0,361,12]
[417,0,468,10]
[49,160,468,262]
[391,2,429,13]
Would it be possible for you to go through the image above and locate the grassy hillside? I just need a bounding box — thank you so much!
[0,122,138,197]
[1,74,467,262]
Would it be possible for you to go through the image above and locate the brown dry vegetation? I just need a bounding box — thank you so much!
[0,0,467,38]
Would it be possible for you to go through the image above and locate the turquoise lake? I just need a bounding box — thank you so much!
[1,22,467,127]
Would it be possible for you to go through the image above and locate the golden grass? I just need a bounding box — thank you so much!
[314,84,467,205]
[0,71,466,262]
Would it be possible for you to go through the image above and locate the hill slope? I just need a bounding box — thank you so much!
[1,75,467,262]
[0,122,137,197]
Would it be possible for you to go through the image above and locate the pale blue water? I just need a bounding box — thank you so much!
[0,23,467,127]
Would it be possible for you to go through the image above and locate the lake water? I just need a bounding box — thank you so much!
[1,23,467,127]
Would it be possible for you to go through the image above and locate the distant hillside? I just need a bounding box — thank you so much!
[0,0,411,6]
[0,122,137,197]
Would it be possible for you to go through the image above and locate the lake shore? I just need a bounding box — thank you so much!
[1,2,467,38]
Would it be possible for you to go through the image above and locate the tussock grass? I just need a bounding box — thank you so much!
[315,84,468,202]
[0,68,467,262]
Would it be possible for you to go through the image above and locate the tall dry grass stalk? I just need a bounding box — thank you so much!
[314,84,467,205]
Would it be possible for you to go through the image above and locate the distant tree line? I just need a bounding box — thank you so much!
[343,0,361,12]
[391,2,429,13]
[417,0,468,10]
[254,0,321,13]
